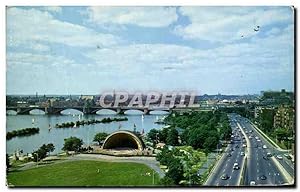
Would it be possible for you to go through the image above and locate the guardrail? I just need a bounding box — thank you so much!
[249,121,288,151]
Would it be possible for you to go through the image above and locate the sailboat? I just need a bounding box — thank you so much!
[32,118,35,127]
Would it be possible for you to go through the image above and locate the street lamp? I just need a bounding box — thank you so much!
[34,152,39,167]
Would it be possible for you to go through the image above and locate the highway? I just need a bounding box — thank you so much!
[205,114,246,186]
[236,115,294,186]
[205,113,294,186]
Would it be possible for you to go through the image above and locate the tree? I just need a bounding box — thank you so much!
[159,176,175,186]
[6,154,11,172]
[275,128,289,142]
[203,136,219,152]
[93,132,108,145]
[62,136,83,152]
[46,143,55,155]
[32,143,55,161]
[166,158,184,185]
[166,128,179,146]
[158,128,169,143]
[147,129,159,144]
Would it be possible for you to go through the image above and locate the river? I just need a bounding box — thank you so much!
[6,109,168,155]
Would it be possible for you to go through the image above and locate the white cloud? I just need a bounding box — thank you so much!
[87,6,178,27]
[84,24,293,78]
[41,6,62,14]
[175,6,293,43]
[7,52,76,69]
[6,7,122,48]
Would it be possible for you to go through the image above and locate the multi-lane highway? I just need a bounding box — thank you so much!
[205,114,247,186]
[205,113,294,186]
[237,115,294,186]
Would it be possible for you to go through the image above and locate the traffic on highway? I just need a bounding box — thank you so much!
[205,113,294,187]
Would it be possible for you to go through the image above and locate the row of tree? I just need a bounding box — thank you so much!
[148,110,231,153]
[32,143,55,161]
[6,128,40,140]
[55,117,128,128]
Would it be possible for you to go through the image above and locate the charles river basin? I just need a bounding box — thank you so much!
[6,109,168,155]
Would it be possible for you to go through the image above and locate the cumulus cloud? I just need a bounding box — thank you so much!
[6,7,122,48]
[87,6,178,27]
[85,24,293,78]
[175,6,293,43]
[41,6,62,14]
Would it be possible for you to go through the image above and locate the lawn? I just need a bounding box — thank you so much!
[7,160,160,187]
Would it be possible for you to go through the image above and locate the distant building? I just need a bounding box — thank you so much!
[273,105,294,131]
[80,95,94,101]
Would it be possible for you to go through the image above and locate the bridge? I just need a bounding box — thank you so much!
[6,105,205,115]
[6,106,173,115]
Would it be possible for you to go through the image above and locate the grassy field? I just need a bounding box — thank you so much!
[7,160,160,187]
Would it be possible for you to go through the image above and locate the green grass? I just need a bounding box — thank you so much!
[7,160,160,187]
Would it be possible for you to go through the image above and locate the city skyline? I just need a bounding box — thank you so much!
[6,6,294,95]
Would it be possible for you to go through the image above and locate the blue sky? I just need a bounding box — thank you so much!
[6,6,294,95]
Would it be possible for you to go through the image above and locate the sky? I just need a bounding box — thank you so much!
[6,6,294,95]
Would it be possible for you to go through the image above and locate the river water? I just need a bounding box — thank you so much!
[6,109,168,155]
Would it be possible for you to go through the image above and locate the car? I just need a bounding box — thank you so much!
[263,156,269,160]
[250,181,256,186]
[242,144,247,148]
[267,153,272,157]
[249,136,252,139]
[231,148,234,151]
[260,175,267,180]
[233,163,240,170]
[284,154,292,160]
[255,136,259,140]
[277,155,283,160]
[262,145,267,149]
[249,130,253,133]
[221,174,230,180]
[235,145,239,148]
[240,152,245,156]
[227,153,232,157]
[257,139,261,142]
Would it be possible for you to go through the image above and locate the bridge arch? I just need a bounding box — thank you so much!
[124,109,144,115]
[29,109,46,115]
[149,110,170,115]
[60,108,83,115]
[102,130,145,150]
[6,110,17,115]
[95,109,117,115]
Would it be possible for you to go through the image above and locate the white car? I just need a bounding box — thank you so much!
[277,155,283,160]
[262,145,267,149]
[240,152,245,156]
[250,181,256,186]
[255,136,259,140]
[233,163,240,170]
[257,139,261,142]
[242,144,247,148]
